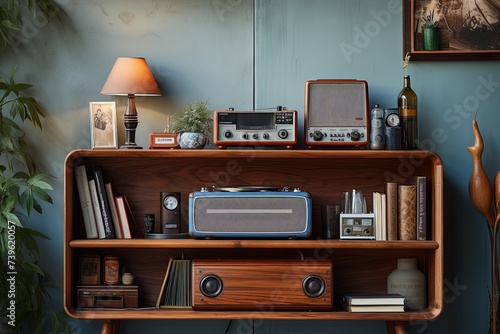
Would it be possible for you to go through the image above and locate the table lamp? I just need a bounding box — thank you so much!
[101,57,162,149]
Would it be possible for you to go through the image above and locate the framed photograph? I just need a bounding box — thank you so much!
[403,0,500,61]
[89,102,118,149]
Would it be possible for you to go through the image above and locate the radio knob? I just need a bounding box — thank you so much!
[350,131,360,141]
[312,130,323,141]
[252,133,259,139]
[224,131,233,139]
[242,133,249,139]
[278,129,288,139]
[263,133,270,139]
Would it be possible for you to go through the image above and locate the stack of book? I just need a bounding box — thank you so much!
[343,294,405,312]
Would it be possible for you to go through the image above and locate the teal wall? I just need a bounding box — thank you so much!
[1,0,499,333]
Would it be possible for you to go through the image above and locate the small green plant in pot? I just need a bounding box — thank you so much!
[421,9,440,51]
[171,101,213,149]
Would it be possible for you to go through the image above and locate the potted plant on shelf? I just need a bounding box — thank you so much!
[171,101,213,149]
[421,9,440,51]
[0,1,71,333]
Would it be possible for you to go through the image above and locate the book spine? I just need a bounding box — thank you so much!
[105,183,123,238]
[88,179,106,239]
[74,165,98,239]
[398,185,417,240]
[115,196,132,239]
[91,165,115,238]
[385,182,398,241]
[415,176,427,240]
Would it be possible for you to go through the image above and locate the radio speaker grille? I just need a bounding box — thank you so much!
[192,196,308,234]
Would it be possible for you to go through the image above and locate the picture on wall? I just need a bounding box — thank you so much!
[89,102,118,149]
[403,0,500,60]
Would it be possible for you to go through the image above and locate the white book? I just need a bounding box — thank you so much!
[74,165,98,239]
[381,193,387,241]
[105,183,123,238]
[115,196,132,239]
[89,179,106,239]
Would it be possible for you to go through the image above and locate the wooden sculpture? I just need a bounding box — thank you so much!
[467,115,500,333]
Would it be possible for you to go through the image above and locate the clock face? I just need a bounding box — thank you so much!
[163,195,179,210]
[386,113,401,127]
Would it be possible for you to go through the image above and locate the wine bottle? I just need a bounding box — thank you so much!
[398,75,418,149]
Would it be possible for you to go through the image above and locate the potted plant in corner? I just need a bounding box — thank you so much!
[421,9,440,51]
[171,101,213,149]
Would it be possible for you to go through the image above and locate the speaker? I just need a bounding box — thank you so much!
[188,190,312,238]
[304,79,369,148]
[192,260,332,311]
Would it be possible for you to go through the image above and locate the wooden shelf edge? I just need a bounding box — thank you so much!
[68,239,440,250]
[65,307,440,321]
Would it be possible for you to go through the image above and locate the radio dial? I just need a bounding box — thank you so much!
[252,133,259,139]
[350,131,360,141]
[278,129,289,139]
[242,133,249,139]
[263,133,270,139]
[224,131,233,139]
[312,130,324,141]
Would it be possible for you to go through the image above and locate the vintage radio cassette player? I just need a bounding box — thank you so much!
[188,186,311,239]
[192,260,332,311]
[339,213,376,239]
[213,108,297,148]
[304,79,370,148]
[77,285,138,308]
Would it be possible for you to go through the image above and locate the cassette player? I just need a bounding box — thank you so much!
[189,186,311,239]
[214,108,297,149]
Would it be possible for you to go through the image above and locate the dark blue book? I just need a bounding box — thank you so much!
[91,165,115,238]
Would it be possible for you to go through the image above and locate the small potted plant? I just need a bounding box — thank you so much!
[421,9,440,51]
[171,101,213,149]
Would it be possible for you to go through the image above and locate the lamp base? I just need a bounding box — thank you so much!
[119,144,143,149]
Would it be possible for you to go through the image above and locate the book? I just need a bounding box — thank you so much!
[157,257,192,308]
[115,196,132,239]
[398,185,417,240]
[373,192,387,241]
[343,294,405,306]
[88,179,106,239]
[105,183,123,238]
[413,176,427,240]
[74,165,98,239]
[124,195,143,238]
[91,165,115,238]
[381,193,386,240]
[385,182,398,240]
[343,304,404,312]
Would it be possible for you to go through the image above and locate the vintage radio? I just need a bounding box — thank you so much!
[77,285,138,308]
[188,186,311,239]
[339,213,376,240]
[213,109,297,148]
[192,260,332,311]
[304,79,369,148]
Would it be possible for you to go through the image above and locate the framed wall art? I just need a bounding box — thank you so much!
[89,101,118,149]
[403,0,500,61]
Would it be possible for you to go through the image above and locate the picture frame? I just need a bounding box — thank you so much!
[403,0,500,61]
[89,102,118,149]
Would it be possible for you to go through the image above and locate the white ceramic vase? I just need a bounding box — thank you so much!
[387,258,426,310]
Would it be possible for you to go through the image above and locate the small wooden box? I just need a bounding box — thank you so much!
[149,133,179,149]
[77,285,138,308]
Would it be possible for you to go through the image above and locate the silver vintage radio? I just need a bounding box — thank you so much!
[305,79,369,148]
[213,109,297,149]
[339,213,375,239]
[188,186,311,239]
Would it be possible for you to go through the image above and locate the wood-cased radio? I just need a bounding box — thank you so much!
[192,260,332,311]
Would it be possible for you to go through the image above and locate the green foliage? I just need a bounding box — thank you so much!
[0,1,71,332]
[421,9,439,29]
[171,101,213,134]
[0,0,64,55]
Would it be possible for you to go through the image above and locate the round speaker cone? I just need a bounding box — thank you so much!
[302,275,326,298]
[200,274,223,298]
